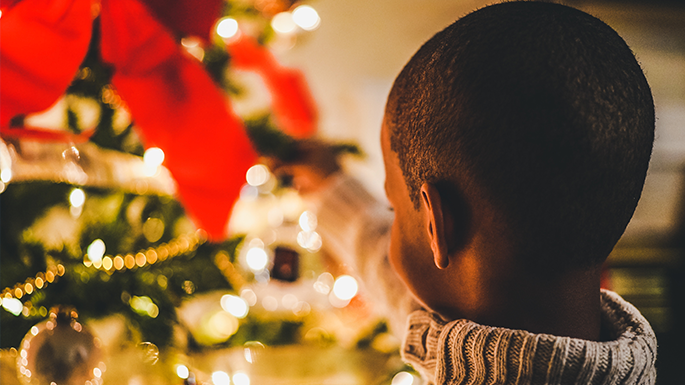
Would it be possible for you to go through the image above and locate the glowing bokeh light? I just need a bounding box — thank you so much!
[233,372,250,385]
[281,294,298,309]
[240,288,258,306]
[271,12,296,34]
[216,18,239,38]
[392,371,417,385]
[69,188,86,207]
[297,230,322,252]
[176,365,189,379]
[130,296,159,318]
[332,275,358,300]
[313,272,334,294]
[144,147,165,167]
[246,247,269,271]
[2,298,23,316]
[212,371,231,385]
[87,239,106,263]
[298,211,317,232]
[221,294,249,318]
[1,168,12,183]
[262,296,278,311]
[292,5,320,31]
[207,311,239,341]
[246,164,270,186]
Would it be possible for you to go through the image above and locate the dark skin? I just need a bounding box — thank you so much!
[273,116,604,341]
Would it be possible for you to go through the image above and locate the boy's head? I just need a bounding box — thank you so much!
[382,1,654,282]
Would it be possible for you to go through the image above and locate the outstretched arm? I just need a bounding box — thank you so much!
[270,140,419,336]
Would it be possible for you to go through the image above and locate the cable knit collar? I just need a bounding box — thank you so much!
[402,289,657,385]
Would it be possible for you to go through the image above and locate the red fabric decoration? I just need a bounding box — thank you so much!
[0,0,92,127]
[228,36,317,139]
[139,0,223,43]
[100,0,257,240]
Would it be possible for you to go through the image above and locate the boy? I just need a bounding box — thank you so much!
[280,2,657,384]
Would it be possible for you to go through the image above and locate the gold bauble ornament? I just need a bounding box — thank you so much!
[17,307,104,385]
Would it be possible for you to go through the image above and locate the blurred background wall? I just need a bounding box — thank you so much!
[279,0,685,383]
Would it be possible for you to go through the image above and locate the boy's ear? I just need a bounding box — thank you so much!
[420,183,451,269]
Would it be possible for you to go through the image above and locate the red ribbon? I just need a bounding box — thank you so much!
[100,0,257,240]
[0,0,92,127]
[227,35,317,139]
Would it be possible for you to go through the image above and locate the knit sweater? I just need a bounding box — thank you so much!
[403,290,656,384]
[313,173,657,385]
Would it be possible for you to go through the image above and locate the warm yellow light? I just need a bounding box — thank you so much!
[212,371,231,385]
[281,294,298,309]
[313,272,334,294]
[246,164,270,186]
[113,256,124,270]
[87,239,106,263]
[221,294,249,318]
[297,230,322,252]
[144,147,165,167]
[176,365,189,379]
[135,252,146,267]
[292,5,320,31]
[69,188,86,207]
[298,211,317,232]
[124,254,136,269]
[240,288,257,306]
[233,372,250,385]
[1,168,12,183]
[392,371,417,385]
[271,12,296,34]
[332,275,358,300]
[143,147,164,176]
[246,247,269,271]
[216,18,239,39]
[262,296,278,311]
[2,298,23,316]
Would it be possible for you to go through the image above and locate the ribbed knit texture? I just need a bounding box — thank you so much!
[313,174,658,385]
[402,290,657,385]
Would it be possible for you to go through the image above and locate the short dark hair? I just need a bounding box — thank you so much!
[386,1,654,271]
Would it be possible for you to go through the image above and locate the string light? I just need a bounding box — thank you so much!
[86,239,106,264]
[2,230,206,317]
[1,264,66,305]
[86,230,206,272]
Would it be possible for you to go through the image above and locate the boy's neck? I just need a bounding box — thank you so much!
[438,258,603,341]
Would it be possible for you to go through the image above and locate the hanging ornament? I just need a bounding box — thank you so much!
[17,307,105,385]
[271,245,300,282]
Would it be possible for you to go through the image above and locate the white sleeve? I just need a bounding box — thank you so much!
[312,173,421,336]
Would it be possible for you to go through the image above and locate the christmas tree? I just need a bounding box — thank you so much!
[0,1,413,383]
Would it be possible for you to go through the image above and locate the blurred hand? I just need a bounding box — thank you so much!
[267,139,341,195]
